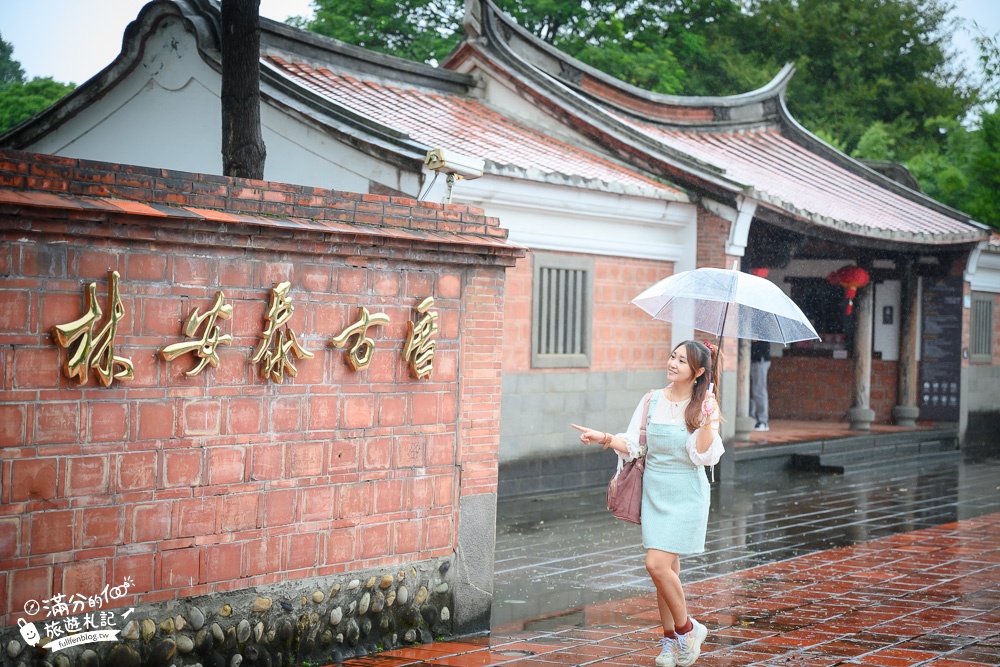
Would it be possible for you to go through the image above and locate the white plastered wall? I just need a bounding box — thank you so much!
[25,16,418,195]
[966,249,1000,413]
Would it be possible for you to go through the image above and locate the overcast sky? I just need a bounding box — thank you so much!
[0,0,997,86]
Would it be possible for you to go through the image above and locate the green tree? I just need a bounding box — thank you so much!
[963,109,1000,227]
[902,22,1000,228]
[907,118,970,205]
[735,0,973,152]
[0,31,75,134]
[0,77,75,134]
[554,10,687,93]
[295,0,464,64]
[492,0,753,94]
[905,112,1000,229]
[0,32,26,88]
[297,0,745,94]
[852,122,896,161]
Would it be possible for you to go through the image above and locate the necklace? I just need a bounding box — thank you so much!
[664,387,690,424]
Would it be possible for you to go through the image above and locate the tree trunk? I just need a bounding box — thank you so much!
[221,0,266,180]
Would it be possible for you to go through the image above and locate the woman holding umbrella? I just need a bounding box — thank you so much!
[572,340,723,667]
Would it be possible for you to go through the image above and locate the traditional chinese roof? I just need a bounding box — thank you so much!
[0,0,684,203]
[447,0,989,248]
[627,125,977,242]
[2,0,989,247]
[264,57,681,198]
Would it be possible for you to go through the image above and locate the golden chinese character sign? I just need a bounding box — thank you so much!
[51,270,134,387]
[160,291,233,377]
[49,270,441,385]
[402,297,438,379]
[330,306,390,371]
[251,282,313,383]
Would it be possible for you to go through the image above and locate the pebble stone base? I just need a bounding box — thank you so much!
[2,558,457,667]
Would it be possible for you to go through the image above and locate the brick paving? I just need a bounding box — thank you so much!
[491,458,1000,626]
[340,512,1000,667]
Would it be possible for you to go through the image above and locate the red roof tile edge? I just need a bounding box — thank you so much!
[0,148,520,250]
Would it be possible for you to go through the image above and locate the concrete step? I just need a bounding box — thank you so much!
[791,433,959,474]
[830,450,962,475]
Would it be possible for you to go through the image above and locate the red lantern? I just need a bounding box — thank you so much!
[826,265,870,315]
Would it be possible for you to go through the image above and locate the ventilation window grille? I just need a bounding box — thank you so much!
[531,254,593,368]
[970,293,994,363]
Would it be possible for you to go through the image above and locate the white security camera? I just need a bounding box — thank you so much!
[424,149,485,180]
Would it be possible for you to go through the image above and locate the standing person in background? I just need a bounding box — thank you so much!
[750,340,770,431]
[571,340,724,667]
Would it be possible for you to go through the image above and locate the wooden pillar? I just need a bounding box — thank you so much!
[848,281,875,430]
[735,337,754,439]
[893,260,920,426]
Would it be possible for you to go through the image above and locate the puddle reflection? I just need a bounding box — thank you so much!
[492,457,1000,629]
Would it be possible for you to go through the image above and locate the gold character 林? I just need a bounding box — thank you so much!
[51,270,134,387]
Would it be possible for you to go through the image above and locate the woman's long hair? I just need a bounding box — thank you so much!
[679,340,722,432]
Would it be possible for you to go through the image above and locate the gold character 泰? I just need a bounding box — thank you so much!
[330,306,390,371]
[402,296,438,379]
[51,270,134,387]
[251,282,313,383]
[160,291,233,376]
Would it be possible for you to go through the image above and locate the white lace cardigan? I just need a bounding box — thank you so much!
[614,388,724,467]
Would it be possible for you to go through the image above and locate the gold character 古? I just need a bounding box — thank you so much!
[330,306,390,371]
[402,296,438,379]
[160,291,233,376]
[51,270,134,387]
[251,282,313,383]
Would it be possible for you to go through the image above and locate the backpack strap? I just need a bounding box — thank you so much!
[638,390,654,454]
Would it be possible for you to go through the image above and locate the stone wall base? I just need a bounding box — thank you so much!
[2,558,457,667]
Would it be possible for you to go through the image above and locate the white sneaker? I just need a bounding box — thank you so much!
[655,636,677,667]
[676,619,707,667]
[753,422,769,432]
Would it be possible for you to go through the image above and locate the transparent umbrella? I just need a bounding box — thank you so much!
[630,265,820,345]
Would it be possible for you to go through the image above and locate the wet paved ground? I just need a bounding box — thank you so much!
[492,456,1000,627]
[343,512,1000,666]
[340,456,1000,666]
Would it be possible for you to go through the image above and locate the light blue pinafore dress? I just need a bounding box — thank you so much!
[641,391,711,554]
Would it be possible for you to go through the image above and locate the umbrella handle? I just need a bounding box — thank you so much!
[702,382,718,416]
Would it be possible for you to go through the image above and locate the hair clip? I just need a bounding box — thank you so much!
[703,341,714,353]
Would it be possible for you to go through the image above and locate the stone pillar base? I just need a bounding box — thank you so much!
[848,407,876,431]
[735,415,756,441]
[892,405,920,427]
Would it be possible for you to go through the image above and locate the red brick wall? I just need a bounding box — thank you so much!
[502,251,675,373]
[0,150,520,627]
[0,150,508,239]
[769,357,899,423]
[499,209,738,376]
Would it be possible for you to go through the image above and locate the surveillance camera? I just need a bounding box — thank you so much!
[424,149,485,180]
